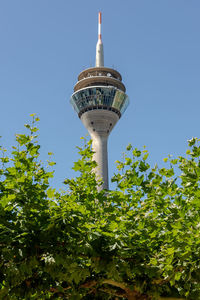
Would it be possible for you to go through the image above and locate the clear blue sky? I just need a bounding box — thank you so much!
[0,0,200,189]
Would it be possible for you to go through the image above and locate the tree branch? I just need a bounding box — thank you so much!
[102,279,128,291]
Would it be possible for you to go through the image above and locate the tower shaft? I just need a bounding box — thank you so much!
[92,135,108,190]
[81,109,119,190]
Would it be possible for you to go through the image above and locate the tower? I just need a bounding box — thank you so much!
[70,12,129,190]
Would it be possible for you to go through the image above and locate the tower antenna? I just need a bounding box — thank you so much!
[96,12,104,67]
[98,11,102,41]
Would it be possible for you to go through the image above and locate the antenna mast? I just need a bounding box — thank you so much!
[95,12,104,67]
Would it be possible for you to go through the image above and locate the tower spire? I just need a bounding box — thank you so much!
[98,11,102,41]
[95,12,104,67]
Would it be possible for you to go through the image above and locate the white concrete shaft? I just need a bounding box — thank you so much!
[92,135,108,190]
[81,110,119,190]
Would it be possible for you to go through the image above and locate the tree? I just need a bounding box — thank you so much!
[0,115,200,299]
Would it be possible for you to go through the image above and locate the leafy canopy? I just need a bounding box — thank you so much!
[0,115,200,299]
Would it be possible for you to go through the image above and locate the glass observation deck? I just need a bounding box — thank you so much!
[70,86,129,118]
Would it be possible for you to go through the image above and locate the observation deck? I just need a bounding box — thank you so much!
[71,67,129,118]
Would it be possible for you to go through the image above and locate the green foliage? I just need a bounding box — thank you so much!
[0,117,200,299]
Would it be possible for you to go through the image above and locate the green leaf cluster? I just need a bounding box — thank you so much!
[0,117,200,299]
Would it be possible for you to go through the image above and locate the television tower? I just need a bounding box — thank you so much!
[70,12,129,190]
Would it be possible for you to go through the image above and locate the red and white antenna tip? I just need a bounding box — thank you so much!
[99,12,102,24]
[98,12,102,41]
